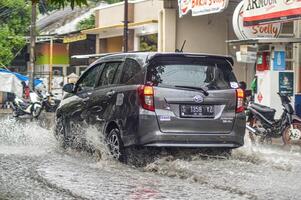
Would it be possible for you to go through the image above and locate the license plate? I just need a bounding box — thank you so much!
[180,105,214,118]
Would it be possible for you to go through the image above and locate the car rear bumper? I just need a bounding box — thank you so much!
[141,132,244,148]
[134,112,246,148]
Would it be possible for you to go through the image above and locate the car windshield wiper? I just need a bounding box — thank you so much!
[174,85,209,96]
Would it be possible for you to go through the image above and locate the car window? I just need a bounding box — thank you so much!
[120,59,142,84]
[147,62,232,90]
[77,64,102,91]
[98,62,120,87]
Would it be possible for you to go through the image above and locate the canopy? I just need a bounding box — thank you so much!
[0,69,43,87]
[0,69,43,97]
[0,72,23,97]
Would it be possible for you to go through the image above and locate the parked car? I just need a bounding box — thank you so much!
[54,52,246,162]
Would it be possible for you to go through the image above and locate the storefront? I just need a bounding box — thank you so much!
[228,0,301,117]
[82,0,300,107]
[83,0,254,82]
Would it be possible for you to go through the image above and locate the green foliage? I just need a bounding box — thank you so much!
[46,0,88,9]
[38,0,61,14]
[140,34,158,52]
[88,0,122,4]
[100,0,122,4]
[77,14,95,30]
[0,0,30,66]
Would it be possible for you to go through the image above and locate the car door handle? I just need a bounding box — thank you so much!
[106,90,116,98]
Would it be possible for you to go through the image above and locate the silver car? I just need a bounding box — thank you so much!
[55,52,246,161]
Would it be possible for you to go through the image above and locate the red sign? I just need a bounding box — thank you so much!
[243,0,301,26]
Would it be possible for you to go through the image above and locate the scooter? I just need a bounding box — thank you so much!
[10,92,42,118]
[38,91,60,112]
[246,93,301,146]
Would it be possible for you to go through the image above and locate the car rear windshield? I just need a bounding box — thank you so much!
[146,59,237,90]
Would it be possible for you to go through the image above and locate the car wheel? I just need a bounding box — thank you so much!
[54,116,68,148]
[106,128,126,162]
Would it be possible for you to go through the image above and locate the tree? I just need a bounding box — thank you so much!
[0,0,31,66]
[77,14,95,30]
[32,0,88,9]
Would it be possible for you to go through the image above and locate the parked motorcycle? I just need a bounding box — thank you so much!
[10,92,42,118]
[37,91,60,112]
[246,93,301,146]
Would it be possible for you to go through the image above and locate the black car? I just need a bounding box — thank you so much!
[55,52,246,161]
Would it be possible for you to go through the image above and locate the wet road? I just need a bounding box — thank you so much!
[1,116,301,200]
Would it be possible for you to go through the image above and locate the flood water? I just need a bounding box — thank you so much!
[1,115,301,200]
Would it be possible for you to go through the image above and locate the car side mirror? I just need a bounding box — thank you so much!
[63,83,75,93]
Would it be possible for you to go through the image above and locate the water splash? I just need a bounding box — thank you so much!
[0,116,56,154]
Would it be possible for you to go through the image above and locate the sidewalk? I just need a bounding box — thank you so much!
[0,109,12,114]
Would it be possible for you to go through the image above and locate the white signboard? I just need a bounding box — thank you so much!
[236,51,257,63]
[233,1,282,39]
[178,0,229,17]
[243,0,301,26]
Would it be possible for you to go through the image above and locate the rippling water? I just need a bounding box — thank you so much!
[1,115,301,200]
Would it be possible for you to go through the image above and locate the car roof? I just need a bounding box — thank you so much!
[92,52,234,68]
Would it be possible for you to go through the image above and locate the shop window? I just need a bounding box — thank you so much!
[53,67,63,76]
[139,34,158,51]
[67,66,76,76]
[285,43,293,70]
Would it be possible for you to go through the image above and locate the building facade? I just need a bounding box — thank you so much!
[83,0,256,83]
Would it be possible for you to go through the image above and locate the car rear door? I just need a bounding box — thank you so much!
[147,56,238,134]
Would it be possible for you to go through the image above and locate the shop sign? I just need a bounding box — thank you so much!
[236,51,257,63]
[178,0,229,17]
[243,0,301,26]
[279,72,294,96]
[233,1,282,40]
[63,34,87,43]
[273,51,286,71]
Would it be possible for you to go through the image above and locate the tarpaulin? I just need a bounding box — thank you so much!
[0,69,43,87]
[0,72,23,97]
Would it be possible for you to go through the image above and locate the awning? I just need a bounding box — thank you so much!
[0,69,43,88]
[227,38,301,45]
[0,72,23,97]
[82,19,158,35]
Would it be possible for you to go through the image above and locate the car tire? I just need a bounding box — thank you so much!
[106,128,126,162]
[54,116,68,148]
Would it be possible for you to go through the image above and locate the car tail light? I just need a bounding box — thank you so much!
[138,85,155,111]
[236,88,245,113]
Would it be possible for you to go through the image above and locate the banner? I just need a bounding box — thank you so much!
[279,72,294,96]
[243,0,301,26]
[233,1,282,39]
[63,34,87,43]
[178,0,229,17]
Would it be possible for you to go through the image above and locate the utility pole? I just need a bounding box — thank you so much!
[49,37,53,92]
[123,0,128,52]
[29,1,37,90]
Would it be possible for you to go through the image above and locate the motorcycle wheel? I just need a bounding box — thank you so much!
[12,110,19,118]
[32,107,42,118]
[282,122,301,146]
[248,118,273,145]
